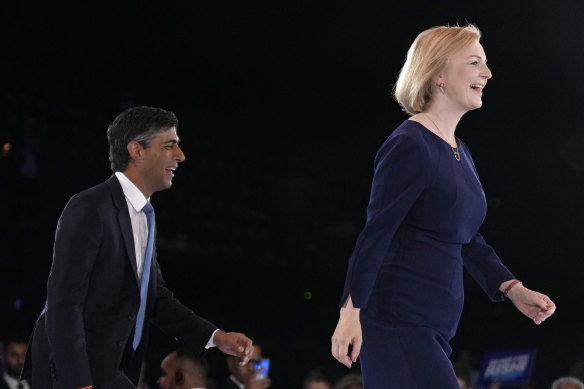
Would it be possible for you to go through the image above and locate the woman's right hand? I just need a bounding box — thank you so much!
[331,295,362,368]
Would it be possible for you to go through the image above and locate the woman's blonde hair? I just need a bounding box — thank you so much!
[394,24,481,115]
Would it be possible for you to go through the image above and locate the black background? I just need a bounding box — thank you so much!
[2,1,584,388]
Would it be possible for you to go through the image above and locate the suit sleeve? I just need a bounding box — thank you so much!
[150,264,218,355]
[462,233,515,302]
[341,134,429,309]
[45,196,99,388]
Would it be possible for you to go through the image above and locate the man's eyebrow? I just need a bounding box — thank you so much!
[163,139,179,145]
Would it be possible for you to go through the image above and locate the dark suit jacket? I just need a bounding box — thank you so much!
[217,377,241,389]
[22,175,217,389]
[0,376,10,389]
[0,375,29,389]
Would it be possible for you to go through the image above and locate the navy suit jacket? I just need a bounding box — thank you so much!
[22,175,217,389]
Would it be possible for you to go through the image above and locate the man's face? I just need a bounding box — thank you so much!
[2,342,27,378]
[305,382,332,389]
[157,352,178,389]
[560,384,582,389]
[229,346,262,382]
[138,127,185,196]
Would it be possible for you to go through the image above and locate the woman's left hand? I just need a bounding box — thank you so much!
[505,282,556,324]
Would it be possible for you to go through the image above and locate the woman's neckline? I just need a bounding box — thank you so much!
[407,118,459,149]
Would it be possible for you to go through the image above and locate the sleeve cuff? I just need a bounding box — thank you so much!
[205,329,220,349]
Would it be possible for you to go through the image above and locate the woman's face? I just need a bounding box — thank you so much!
[439,41,492,113]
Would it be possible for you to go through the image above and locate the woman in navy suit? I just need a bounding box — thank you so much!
[331,24,556,388]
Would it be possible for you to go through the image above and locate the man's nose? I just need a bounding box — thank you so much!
[175,145,185,162]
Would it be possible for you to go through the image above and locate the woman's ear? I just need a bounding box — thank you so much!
[432,71,445,85]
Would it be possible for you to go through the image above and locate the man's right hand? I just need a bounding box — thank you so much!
[214,330,254,365]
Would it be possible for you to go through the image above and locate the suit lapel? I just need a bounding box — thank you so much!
[107,175,141,286]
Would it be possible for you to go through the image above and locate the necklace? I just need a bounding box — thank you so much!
[424,113,460,161]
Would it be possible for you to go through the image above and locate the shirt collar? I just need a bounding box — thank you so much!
[3,372,26,388]
[229,375,244,389]
[114,171,149,212]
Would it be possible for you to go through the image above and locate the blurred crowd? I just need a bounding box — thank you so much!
[3,332,584,389]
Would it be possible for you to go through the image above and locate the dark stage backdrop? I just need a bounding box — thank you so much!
[1,1,583,388]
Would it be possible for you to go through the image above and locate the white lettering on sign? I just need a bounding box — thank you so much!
[484,354,530,379]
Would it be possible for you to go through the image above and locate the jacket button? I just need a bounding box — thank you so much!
[128,314,136,321]
[117,340,125,347]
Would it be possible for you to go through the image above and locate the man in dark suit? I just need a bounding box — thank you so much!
[22,106,253,389]
[157,348,208,389]
[219,343,270,389]
[1,334,30,389]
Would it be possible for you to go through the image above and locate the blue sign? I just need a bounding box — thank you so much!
[475,348,537,387]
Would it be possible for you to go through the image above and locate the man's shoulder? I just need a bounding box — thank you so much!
[60,175,124,218]
[0,375,12,389]
[69,175,120,204]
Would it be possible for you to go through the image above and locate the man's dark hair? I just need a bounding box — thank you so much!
[303,367,335,388]
[174,347,208,379]
[2,333,29,355]
[107,106,178,172]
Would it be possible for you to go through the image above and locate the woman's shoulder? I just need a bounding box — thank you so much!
[389,119,434,141]
[379,120,437,156]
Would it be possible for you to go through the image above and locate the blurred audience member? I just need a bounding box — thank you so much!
[333,373,362,389]
[173,348,208,389]
[569,359,584,384]
[218,344,270,389]
[158,348,208,389]
[303,367,334,389]
[0,334,29,389]
[158,351,180,389]
[453,362,473,389]
[551,376,584,389]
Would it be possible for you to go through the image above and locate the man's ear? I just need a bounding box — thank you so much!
[127,140,143,162]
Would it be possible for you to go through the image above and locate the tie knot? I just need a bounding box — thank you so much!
[142,201,154,215]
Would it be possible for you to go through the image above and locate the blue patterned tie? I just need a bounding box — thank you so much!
[133,201,155,350]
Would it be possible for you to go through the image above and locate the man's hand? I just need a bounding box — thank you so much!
[213,330,254,365]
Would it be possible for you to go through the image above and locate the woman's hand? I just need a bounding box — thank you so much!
[331,296,362,368]
[502,280,556,325]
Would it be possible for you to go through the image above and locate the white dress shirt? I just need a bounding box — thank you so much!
[115,171,150,281]
[228,375,244,389]
[114,172,218,348]
[3,372,30,389]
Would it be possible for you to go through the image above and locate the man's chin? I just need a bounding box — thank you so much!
[156,181,173,192]
[7,370,22,379]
